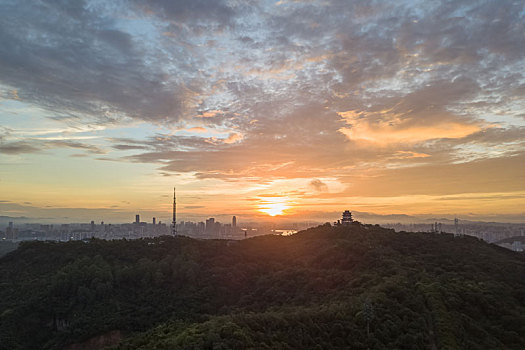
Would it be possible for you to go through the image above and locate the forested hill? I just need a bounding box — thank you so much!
[0,240,18,258]
[1,223,524,350]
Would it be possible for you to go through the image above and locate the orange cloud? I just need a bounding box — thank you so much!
[393,151,431,159]
[338,110,482,145]
[197,110,222,118]
[186,127,207,133]
[10,89,20,100]
[223,132,243,144]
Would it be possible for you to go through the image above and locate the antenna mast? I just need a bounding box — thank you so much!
[172,187,177,236]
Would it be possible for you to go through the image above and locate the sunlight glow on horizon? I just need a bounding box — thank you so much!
[257,197,291,217]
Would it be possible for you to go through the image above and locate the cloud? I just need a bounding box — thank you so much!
[392,151,431,159]
[338,110,482,145]
[0,0,203,126]
[337,76,487,145]
[10,89,20,100]
[196,110,223,118]
[112,144,149,151]
[1,0,524,220]
[223,133,243,144]
[46,140,106,154]
[0,201,131,223]
[309,179,328,192]
[0,142,41,155]
[186,127,207,133]
[133,0,237,27]
[0,138,105,155]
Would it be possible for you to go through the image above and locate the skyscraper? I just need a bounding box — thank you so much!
[172,187,177,236]
[232,216,237,228]
[135,214,140,224]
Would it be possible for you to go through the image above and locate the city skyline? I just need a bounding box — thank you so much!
[3,210,524,254]
[1,1,524,223]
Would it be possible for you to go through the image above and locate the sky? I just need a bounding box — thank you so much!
[0,0,524,224]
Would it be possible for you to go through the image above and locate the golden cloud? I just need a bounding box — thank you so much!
[393,151,431,159]
[186,127,207,133]
[223,132,243,144]
[338,110,482,145]
[197,110,222,118]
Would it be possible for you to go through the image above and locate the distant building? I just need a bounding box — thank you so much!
[6,222,17,240]
[135,214,140,224]
[198,221,205,234]
[232,216,237,228]
[497,241,524,252]
[206,218,215,233]
[342,210,353,225]
[334,210,354,226]
[512,241,524,252]
[431,222,442,233]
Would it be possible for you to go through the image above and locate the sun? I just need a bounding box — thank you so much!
[258,197,290,216]
[259,204,287,216]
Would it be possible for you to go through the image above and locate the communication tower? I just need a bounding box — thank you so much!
[172,187,177,236]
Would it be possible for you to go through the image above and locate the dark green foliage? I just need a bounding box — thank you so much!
[1,224,524,349]
[0,240,18,258]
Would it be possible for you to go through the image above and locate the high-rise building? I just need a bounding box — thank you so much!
[232,216,237,228]
[198,221,205,234]
[90,220,95,232]
[6,222,14,240]
[153,217,156,225]
[135,214,140,224]
[206,218,215,233]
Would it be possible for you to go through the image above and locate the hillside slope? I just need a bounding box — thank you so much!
[1,223,524,349]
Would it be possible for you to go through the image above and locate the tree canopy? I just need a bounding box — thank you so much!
[0,223,524,349]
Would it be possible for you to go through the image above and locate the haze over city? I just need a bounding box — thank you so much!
[1,0,524,224]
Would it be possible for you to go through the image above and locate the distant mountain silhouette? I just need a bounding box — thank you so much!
[1,222,524,349]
